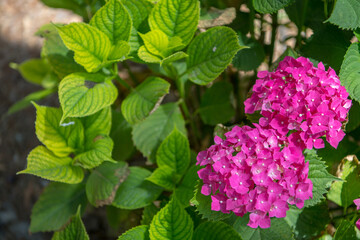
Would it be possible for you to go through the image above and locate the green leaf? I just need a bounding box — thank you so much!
[121,77,170,124]
[81,106,112,142]
[232,33,265,71]
[148,0,200,46]
[110,110,134,161]
[304,150,339,207]
[113,167,163,209]
[108,41,131,61]
[14,58,58,88]
[58,23,112,72]
[37,24,85,79]
[132,102,186,161]
[340,43,360,104]
[40,0,87,18]
[346,101,360,132]
[147,167,177,190]
[186,27,242,85]
[138,46,162,63]
[161,52,188,66]
[148,128,190,189]
[285,202,329,239]
[194,221,242,240]
[34,104,84,157]
[174,165,201,207]
[156,129,190,175]
[118,225,150,240]
[90,0,132,44]
[141,203,160,225]
[326,0,360,30]
[191,182,231,221]
[7,88,56,115]
[149,197,194,240]
[52,206,89,240]
[233,214,293,240]
[334,220,357,240]
[327,155,360,208]
[59,72,118,122]
[122,0,153,54]
[252,0,295,14]
[86,161,129,207]
[199,81,235,125]
[30,182,87,233]
[301,24,351,72]
[139,30,170,58]
[19,146,84,184]
[74,135,115,169]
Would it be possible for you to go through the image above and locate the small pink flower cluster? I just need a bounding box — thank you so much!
[197,57,352,229]
[197,124,312,228]
[244,56,351,149]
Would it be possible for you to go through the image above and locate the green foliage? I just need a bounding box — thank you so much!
[148,0,200,46]
[340,43,360,104]
[147,129,190,189]
[52,207,89,240]
[285,202,330,240]
[174,165,201,207]
[118,225,150,240]
[232,33,265,71]
[34,104,84,157]
[191,182,231,221]
[141,203,160,225]
[58,23,112,72]
[301,24,351,71]
[81,106,111,141]
[334,220,357,240]
[90,0,131,44]
[149,197,194,240]
[327,0,360,30]
[187,27,243,85]
[194,221,242,240]
[86,161,129,207]
[121,77,170,124]
[110,110,134,161]
[327,156,360,208]
[30,182,87,233]
[252,0,294,14]
[199,81,235,125]
[14,59,58,88]
[19,146,84,183]
[74,135,115,169]
[58,73,118,122]
[132,103,186,161]
[304,150,339,207]
[233,215,293,240]
[112,167,163,209]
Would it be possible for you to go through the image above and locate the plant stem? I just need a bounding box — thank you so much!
[269,12,278,66]
[248,0,255,39]
[122,61,139,85]
[114,75,131,90]
[296,0,309,49]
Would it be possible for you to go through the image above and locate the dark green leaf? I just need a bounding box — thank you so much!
[253,0,295,14]
[194,221,242,240]
[327,0,360,30]
[199,81,235,125]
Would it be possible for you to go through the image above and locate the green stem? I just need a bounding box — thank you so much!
[248,0,255,39]
[296,0,309,49]
[114,75,131,90]
[269,12,278,66]
[122,61,139,85]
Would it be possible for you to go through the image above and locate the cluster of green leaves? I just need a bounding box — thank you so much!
[11,0,360,239]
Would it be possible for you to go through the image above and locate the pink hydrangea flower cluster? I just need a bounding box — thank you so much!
[197,56,352,229]
[244,56,351,149]
[197,124,312,228]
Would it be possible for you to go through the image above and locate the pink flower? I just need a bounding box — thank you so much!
[354,198,360,231]
[196,124,312,229]
[245,56,351,150]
